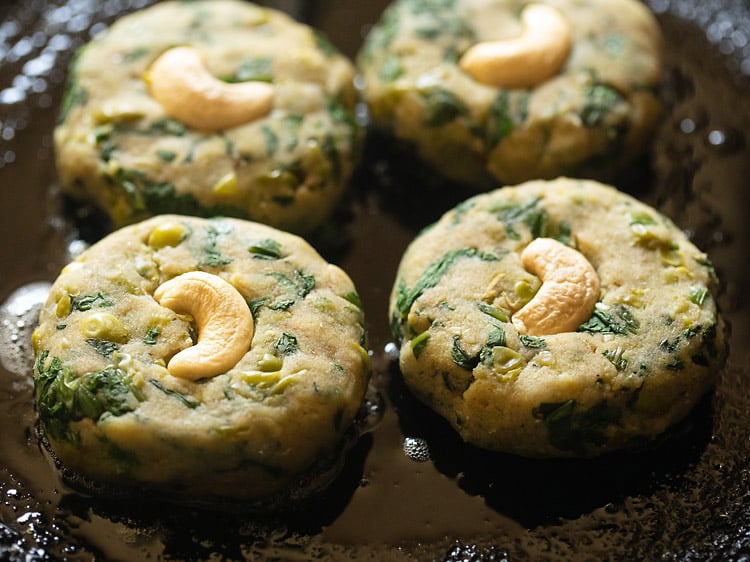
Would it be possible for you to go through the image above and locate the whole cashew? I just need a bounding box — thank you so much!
[512,238,600,336]
[459,3,572,89]
[154,271,254,380]
[146,46,274,131]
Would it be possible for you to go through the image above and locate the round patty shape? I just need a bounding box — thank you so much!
[32,215,370,502]
[389,178,724,457]
[358,0,662,189]
[54,0,360,234]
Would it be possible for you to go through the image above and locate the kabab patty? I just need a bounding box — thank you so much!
[389,178,724,457]
[32,215,370,502]
[55,0,360,234]
[358,0,662,189]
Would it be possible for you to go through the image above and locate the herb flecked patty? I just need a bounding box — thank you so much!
[389,178,724,457]
[358,0,662,189]
[54,0,360,234]
[32,215,370,502]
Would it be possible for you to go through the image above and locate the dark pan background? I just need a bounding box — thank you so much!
[1,1,750,560]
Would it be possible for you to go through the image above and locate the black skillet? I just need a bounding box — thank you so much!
[1,0,750,560]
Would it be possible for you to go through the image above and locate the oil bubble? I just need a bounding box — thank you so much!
[403,437,431,463]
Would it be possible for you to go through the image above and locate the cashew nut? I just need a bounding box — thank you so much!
[146,46,274,131]
[512,238,600,336]
[154,271,254,380]
[459,3,572,89]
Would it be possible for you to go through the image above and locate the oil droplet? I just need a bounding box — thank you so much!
[0,282,50,376]
[680,118,697,134]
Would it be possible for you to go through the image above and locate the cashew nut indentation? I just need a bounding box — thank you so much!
[459,3,572,89]
[154,271,254,380]
[146,46,274,131]
[511,238,600,336]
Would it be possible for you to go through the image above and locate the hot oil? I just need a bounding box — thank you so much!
[1,1,750,561]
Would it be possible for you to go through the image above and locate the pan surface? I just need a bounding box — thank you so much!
[1,1,750,560]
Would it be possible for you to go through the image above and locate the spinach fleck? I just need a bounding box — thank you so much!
[274,333,299,357]
[143,327,160,345]
[57,47,88,124]
[603,347,628,371]
[225,56,273,83]
[149,379,200,409]
[70,292,114,312]
[266,269,316,298]
[580,83,624,128]
[313,29,339,57]
[480,324,507,366]
[201,225,233,268]
[379,54,404,81]
[262,125,279,156]
[249,238,284,260]
[578,304,639,335]
[533,399,621,455]
[268,298,295,311]
[392,247,503,337]
[519,334,546,349]
[34,350,141,442]
[420,88,469,128]
[451,335,479,371]
[86,338,119,358]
